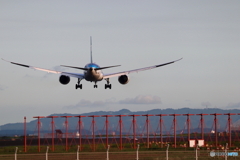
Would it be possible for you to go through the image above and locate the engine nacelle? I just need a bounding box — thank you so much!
[118,75,129,85]
[59,75,70,85]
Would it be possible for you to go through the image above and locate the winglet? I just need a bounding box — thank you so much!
[2,58,13,64]
[155,57,183,68]
[175,57,183,62]
[2,58,30,68]
[2,58,8,62]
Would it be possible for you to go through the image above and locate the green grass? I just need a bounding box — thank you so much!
[0,143,239,154]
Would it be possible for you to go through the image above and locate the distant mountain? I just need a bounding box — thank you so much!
[1,108,240,136]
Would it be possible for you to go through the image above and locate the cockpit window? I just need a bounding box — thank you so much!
[85,63,100,69]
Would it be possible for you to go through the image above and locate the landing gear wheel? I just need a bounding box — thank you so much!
[105,78,112,89]
[105,84,112,89]
[76,78,82,89]
[76,84,82,89]
[94,85,98,88]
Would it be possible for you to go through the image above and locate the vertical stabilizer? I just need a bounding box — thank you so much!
[90,36,93,63]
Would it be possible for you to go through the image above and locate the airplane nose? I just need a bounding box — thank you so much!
[89,68,93,71]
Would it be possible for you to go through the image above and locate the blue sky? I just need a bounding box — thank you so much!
[1,0,240,125]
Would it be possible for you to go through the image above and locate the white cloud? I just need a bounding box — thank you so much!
[65,98,116,109]
[43,66,68,78]
[77,99,92,106]
[64,95,161,109]
[105,97,117,104]
[52,66,66,71]
[74,99,105,108]
[119,95,161,104]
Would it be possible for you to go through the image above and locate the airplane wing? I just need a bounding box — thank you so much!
[103,58,182,79]
[2,58,85,79]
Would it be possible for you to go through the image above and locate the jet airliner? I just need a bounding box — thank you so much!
[2,37,182,89]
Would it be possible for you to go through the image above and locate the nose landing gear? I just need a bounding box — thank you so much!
[94,82,98,88]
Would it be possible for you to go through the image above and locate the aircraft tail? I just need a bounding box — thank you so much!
[90,36,93,63]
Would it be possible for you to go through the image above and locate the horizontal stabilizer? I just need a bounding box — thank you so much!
[61,65,88,71]
[61,64,121,71]
[95,65,121,70]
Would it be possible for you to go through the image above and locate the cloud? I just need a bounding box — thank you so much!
[52,66,66,71]
[76,99,92,106]
[65,98,117,109]
[226,102,240,109]
[119,95,161,105]
[0,85,7,91]
[72,99,105,108]
[43,66,68,78]
[64,95,161,109]
[201,102,211,107]
[105,97,117,104]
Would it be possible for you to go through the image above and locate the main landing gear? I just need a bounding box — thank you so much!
[75,79,112,89]
[75,78,82,89]
[105,78,111,89]
[94,82,98,88]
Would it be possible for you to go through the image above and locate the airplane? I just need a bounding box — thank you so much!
[2,37,182,89]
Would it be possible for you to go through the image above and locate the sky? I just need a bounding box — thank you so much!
[0,0,240,125]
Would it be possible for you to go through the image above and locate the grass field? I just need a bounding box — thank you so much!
[0,144,239,160]
[0,150,239,160]
[1,137,240,159]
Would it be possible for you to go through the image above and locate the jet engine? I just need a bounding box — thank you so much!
[118,75,129,85]
[59,75,70,85]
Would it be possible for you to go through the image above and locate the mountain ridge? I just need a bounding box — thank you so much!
[1,108,240,136]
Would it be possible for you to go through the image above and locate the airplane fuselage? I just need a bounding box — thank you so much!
[84,63,103,82]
